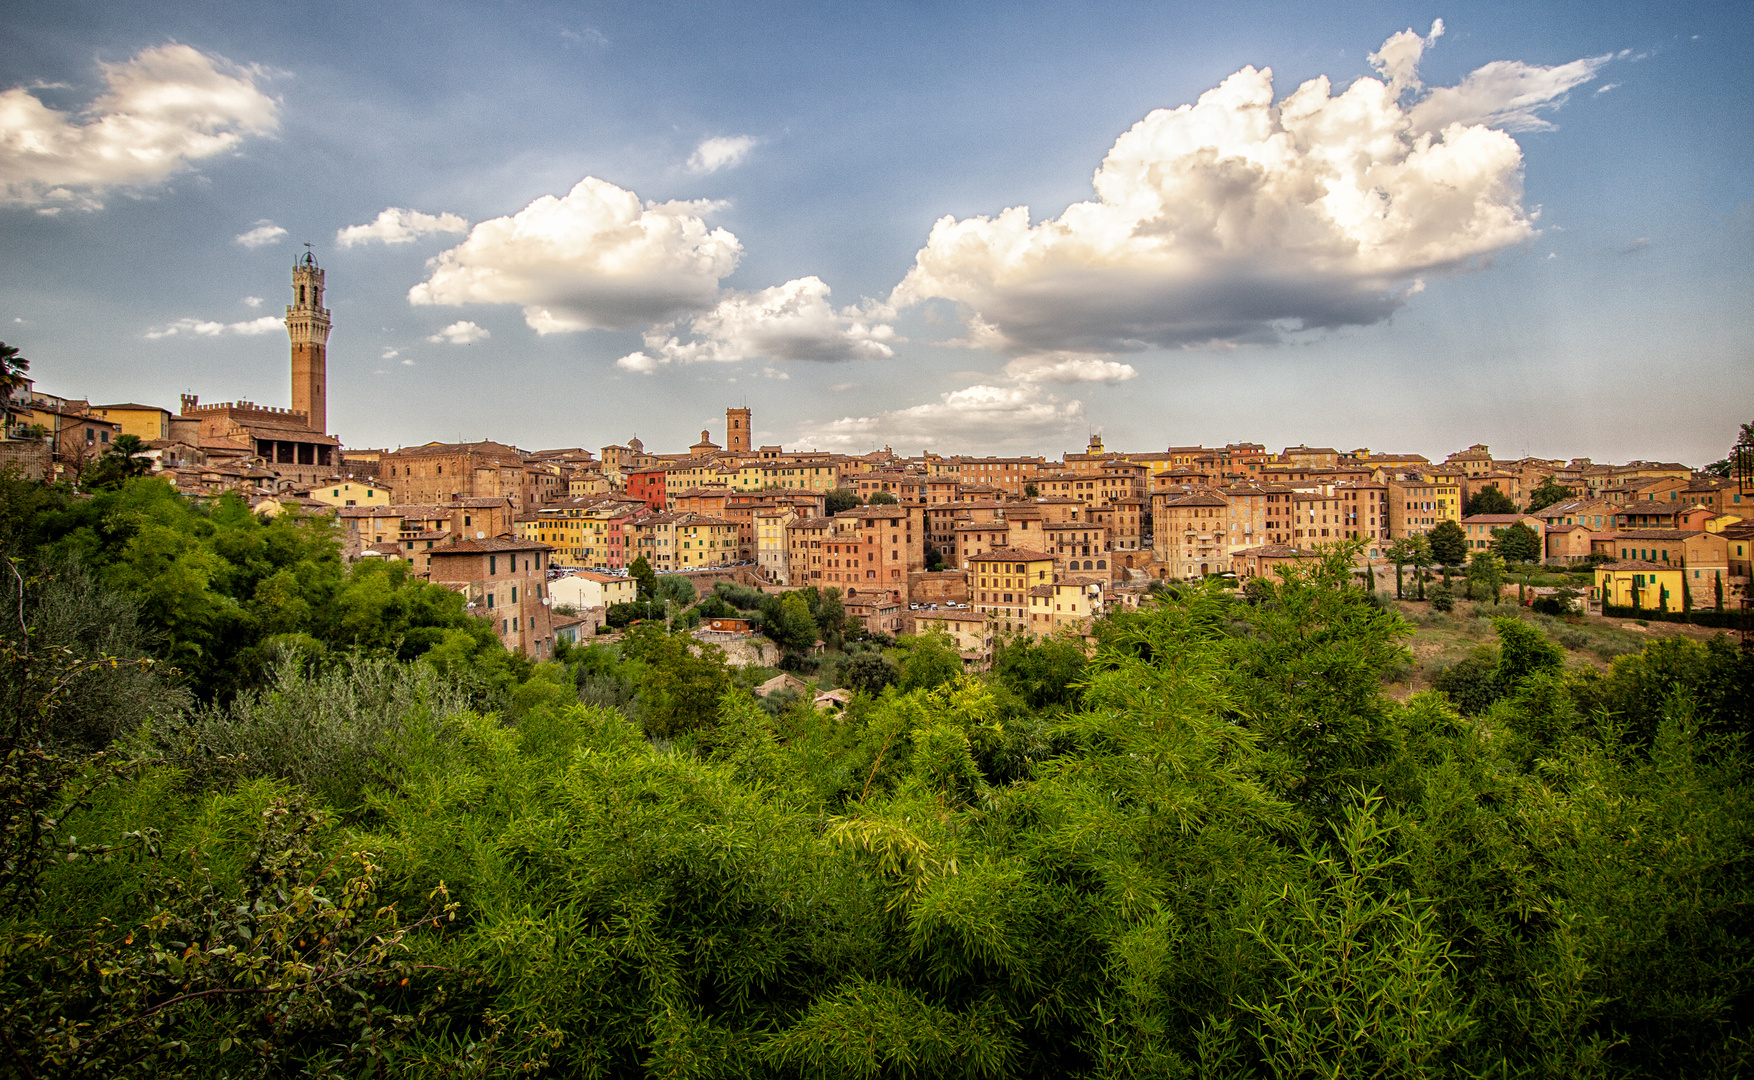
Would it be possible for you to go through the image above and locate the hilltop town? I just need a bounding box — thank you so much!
[3,257,1749,666]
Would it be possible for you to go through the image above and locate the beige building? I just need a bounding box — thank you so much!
[907,608,995,668]
[381,441,538,511]
[1026,576,1106,638]
[305,479,393,508]
[549,571,639,611]
[1153,490,1230,578]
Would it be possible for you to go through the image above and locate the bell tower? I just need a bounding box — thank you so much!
[286,251,331,434]
[726,406,751,454]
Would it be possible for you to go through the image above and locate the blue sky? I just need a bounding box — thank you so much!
[2,1,1749,464]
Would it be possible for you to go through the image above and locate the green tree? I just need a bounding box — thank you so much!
[1465,550,1505,603]
[772,591,821,653]
[813,586,846,640]
[1491,522,1542,564]
[1526,476,1575,512]
[868,490,900,505]
[1024,482,1039,497]
[1386,537,1417,599]
[840,650,898,695]
[623,625,730,738]
[1463,485,1516,515]
[629,553,658,599]
[1407,534,1433,601]
[1427,519,1467,586]
[1,341,31,436]
[991,633,1087,710]
[825,487,859,514]
[894,631,962,692]
[655,573,696,607]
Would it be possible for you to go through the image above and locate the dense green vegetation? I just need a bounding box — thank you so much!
[3,472,1753,1078]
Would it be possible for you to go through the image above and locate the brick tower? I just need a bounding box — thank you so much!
[726,406,751,454]
[286,251,331,434]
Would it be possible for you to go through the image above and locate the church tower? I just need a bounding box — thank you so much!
[726,406,751,454]
[286,251,331,434]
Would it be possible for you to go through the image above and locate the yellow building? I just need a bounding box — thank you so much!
[305,479,393,508]
[968,549,1056,636]
[90,403,173,441]
[1594,560,1685,611]
[1387,473,1464,537]
[676,515,738,567]
[755,506,798,583]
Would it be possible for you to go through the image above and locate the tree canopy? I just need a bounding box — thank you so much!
[1462,484,1516,515]
[4,482,1754,1079]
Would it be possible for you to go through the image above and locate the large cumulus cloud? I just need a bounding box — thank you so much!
[794,383,1083,454]
[408,176,743,333]
[890,23,1609,358]
[617,276,897,372]
[0,44,278,212]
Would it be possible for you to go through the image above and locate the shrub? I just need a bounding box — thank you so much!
[1429,583,1455,613]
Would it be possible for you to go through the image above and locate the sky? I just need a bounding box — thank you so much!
[2,0,1750,466]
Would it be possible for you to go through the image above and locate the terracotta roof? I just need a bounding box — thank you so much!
[428,536,552,555]
[1599,560,1674,571]
[1614,529,1701,540]
[967,548,1056,562]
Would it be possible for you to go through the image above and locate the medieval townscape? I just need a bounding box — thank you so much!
[5,254,1748,671]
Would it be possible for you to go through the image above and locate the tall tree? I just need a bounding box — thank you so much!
[1407,534,1433,601]
[1427,520,1467,587]
[867,491,900,505]
[629,554,658,599]
[1386,537,1415,599]
[0,342,27,436]
[1463,485,1516,516]
[824,488,859,514]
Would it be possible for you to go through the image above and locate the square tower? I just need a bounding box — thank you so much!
[726,406,751,454]
[287,252,332,434]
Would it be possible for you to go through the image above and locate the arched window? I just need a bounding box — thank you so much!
[1097,560,1107,569]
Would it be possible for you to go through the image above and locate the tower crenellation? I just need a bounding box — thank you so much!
[287,251,332,434]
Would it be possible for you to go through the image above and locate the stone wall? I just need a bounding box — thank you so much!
[0,439,50,481]
[907,570,969,605]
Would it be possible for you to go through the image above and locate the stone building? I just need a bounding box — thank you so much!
[380,441,534,510]
[426,536,556,658]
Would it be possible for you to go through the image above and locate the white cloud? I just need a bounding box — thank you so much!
[890,25,1606,359]
[235,220,286,247]
[0,44,277,211]
[146,314,281,339]
[687,135,759,174]
[428,320,490,344]
[1595,83,1620,94]
[381,346,398,359]
[1002,354,1138,384]
[401,357,416,366]
[409,176,741,333]
[243,295,262,307]
[615,276,897,372]
[336,207,469,247]
[794,383,1083,453]
[1410,54,1610,133]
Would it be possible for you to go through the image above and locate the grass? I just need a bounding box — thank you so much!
[1383,596,1709,698]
